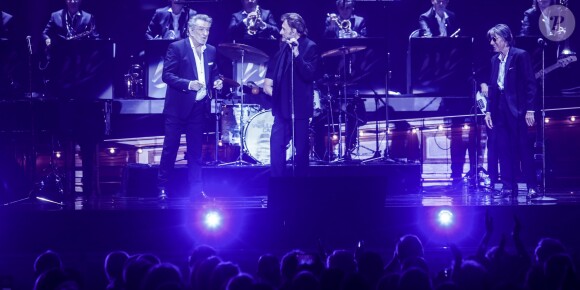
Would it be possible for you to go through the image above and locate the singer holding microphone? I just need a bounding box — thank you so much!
[483,24,539,199]
[418,0,459,37]
[263,13,320,177]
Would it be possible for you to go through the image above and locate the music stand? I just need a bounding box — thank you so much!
[218,43,269,166]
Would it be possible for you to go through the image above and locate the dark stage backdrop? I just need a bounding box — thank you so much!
[2,0,578,96]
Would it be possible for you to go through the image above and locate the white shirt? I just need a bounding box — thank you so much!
[497,48,509,91]
[435,11,449,37]
[168,8,181,39]
[189,37,207,101]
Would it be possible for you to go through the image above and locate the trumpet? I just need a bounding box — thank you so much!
[327,13,357,38]
[246,5,262,36]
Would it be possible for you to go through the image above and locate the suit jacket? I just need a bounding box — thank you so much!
[227,8,278,40]
[488,47,537,118]
[145,6,197,40]
[519,7,542,37]
[266,36,320,119]
[42,9,99,41]
[418,7,458,37]
[323,14,367,38]
[162,38,219,119]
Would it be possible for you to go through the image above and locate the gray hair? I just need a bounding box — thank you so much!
[487,24,514,46]
[188,14,213,29]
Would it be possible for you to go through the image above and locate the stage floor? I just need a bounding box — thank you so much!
[2,164,580,290]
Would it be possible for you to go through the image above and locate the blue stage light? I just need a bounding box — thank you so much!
[437,209,454,227]
[204,211,222,230]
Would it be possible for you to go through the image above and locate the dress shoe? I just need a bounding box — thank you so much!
[527,187,541,199]
[493,188,511,199]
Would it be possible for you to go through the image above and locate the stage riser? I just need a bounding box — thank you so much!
[122,164,421,198]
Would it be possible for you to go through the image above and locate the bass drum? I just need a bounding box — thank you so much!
[221,104,261,144]
[244,110,292,165]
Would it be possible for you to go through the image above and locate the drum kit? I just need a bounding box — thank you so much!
[212,42,367,165]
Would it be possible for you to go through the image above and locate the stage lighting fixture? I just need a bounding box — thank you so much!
[462,124,469,130]
[545,118,550,124]
[437,209,454,227]
[55,151,62,159]
[411,128,418,134]
[332,134,338,141]
[137,148,143,154]
[108,148,116,154]
[570,116,576,122]
[203,210,222,230]
[437,125,444,131]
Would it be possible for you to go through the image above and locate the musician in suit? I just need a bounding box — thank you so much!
[520,0,555,37]
[418,0,459,37]
[0,10,14,40]
[483,24,539,199]
[227,0,278,41]
[42,0,99,47]
[145,0,197,40]
[324,0,367,38]
[158,14,223,200]
[263,13,320,176]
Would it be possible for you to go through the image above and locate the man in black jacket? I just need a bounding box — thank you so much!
[145,0,197,40]
[324,0,367,38]
[227,0,278,41]
[263,13,320,176]
[42,0,99,46]
[158,14,223,200]
[418,0,459,37]
[483,24,539,199]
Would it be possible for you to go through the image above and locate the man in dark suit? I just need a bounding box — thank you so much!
[145,0,197,40]
[418,0,459,37]
[42,0,99,46]
[263,13,320,177]
[483,24,539,199]
[158,14,223,200]
[227,0,278,41]
[520,0,555,37]
[324,0,367,38]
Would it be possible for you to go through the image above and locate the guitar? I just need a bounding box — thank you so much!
[476,55,577,113]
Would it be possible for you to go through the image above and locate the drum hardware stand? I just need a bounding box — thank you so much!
[207,88,223,166]
[361,92,383,163]
[4,136,65,207]
[330,47,353,163]
[221,49,253,166]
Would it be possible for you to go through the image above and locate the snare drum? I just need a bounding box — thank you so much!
[221,104,260,144]
[244,110,292,164]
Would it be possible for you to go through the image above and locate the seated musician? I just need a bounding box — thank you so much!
[418,0,459,37]
[145,0,197,40]
[42,0,99,47]
[227,0,278,41]
[324,0,367,38]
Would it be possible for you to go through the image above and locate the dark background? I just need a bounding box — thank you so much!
[1,0,578,97]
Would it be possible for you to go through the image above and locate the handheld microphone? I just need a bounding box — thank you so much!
[26,36,32,55]
[537,38,547,47]
[287,38,298,47]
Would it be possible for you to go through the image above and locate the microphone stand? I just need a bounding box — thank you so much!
[540,40,547,196]
[290,44,296,175]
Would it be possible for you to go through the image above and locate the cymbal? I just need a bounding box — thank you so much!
[321,45,367,58]
[219,75,240,88]
[218,43,269,63]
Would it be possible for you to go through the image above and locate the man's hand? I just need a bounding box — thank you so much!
[525,111,535,126]
[263,78,273,96]
[485,112,493,129]
[213,79,223,90]
[45,38,51,47]
[480,83,488,96]
[188,80,205,91]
